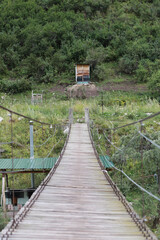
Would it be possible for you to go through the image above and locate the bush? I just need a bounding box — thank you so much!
[148,70,160,95]
[135,59,160,82]
[135,63,149,82]
[0,58,8,75]
[0,209,9,231]
[119,55,138,74]
[0,79,32,94]
[86,47,106,69]
[93,64,108,81]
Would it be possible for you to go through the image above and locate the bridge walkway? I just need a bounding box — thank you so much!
[1,124,148,239]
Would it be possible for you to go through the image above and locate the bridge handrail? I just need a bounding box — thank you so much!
[0,105,62,126]
[113,111,160,130]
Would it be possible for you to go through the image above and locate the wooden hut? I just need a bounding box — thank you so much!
[75,64,90,84]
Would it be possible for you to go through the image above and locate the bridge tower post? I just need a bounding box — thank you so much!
[69,108,73,124]
[85,108,89,123]
[2,172,6,214]
[30,121,35,188]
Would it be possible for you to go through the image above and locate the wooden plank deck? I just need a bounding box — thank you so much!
[2,123,147,239]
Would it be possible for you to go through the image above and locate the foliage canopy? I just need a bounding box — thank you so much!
[0,0,160,92]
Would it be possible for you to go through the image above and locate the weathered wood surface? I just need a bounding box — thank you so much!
[2,124,147,239]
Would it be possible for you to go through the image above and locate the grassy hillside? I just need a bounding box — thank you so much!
[0,0,160,94]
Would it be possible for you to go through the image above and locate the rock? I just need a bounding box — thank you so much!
[0,117,3,122]
[63,127,69,134]
[66,83,98,98]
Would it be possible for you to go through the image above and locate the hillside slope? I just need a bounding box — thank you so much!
[0,0,160,91]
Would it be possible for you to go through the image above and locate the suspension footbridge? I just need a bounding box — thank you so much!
[1,121,156,240]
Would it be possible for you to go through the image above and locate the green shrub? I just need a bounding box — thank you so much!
[0,58,8,75]
[0,79,32,94]
[136,59,160,82]
[148,70,160,95]
[85,47,106,69]
[119,55,138,74]
[0,209,9,231]
[93,64,108,81]
[135,63,149,82]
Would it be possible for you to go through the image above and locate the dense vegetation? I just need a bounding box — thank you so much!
[0,0,160,93]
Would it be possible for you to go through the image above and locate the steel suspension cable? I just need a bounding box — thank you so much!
[0,105,61,126]
[103,130,139,153]
[138,131,160,150]
[113,111,160,131]
[35,126,57,148]
[42,137,65,169]
[91,126,160,202]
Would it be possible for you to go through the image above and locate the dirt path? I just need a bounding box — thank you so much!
[50,81,147,98]
[101,81,147,92]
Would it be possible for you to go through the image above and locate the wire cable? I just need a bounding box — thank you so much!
[42,137,64,169]
[0,105,61,126]
[113,111,160,131]
[35,126,58,148]
[103,130,139,153]
[138,131,160,150]
[91,125,160,202]
[103,131,122,152]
